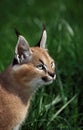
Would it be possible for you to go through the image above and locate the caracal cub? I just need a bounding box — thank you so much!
[0,27,56,130]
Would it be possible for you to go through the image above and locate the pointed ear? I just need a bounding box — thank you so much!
[36,26,47,49]
[14,35,32,64]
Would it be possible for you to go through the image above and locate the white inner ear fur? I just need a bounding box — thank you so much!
[40,30,47,49]
[15,35,32,63]
[15,35,30,54]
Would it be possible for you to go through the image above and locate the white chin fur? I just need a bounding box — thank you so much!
[44,80,53,85]
[28,78,53,89]
[28,78,44,88]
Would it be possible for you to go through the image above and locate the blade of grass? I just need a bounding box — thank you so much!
[56,67,67,105]
[47,94,77,126]
[45,95,61,111]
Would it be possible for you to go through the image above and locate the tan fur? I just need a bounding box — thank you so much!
[0,33,55,130]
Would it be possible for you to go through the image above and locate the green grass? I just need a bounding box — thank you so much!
[0,0,83,130]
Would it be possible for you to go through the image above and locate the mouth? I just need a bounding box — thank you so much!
[42,76,54,85]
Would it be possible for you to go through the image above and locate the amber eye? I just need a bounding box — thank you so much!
[51,61,55,69]
[36,64,45,70]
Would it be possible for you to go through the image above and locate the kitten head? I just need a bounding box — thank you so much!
[12,28,56,88]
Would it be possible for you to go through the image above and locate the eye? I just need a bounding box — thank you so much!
[51,61,55,69]
[36,64,45,70]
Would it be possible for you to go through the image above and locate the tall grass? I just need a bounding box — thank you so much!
[0,0,83,130]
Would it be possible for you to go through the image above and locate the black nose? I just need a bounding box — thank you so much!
[48,72,55,78]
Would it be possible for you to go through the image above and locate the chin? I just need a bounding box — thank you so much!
[43,80,53,85]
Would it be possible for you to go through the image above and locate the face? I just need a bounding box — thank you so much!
[25,47,56,87]
[12,28,56,88]
[12,47,56,88]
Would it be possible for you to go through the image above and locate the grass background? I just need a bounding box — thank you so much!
[0,0,83,130]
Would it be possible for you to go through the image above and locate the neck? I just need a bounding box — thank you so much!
[0,66,33,105]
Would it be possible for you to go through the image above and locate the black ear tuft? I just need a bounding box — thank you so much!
[15,28,21,38]
[42,23,46,31]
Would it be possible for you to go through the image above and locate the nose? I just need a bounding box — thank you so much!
[48,72,56,79]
